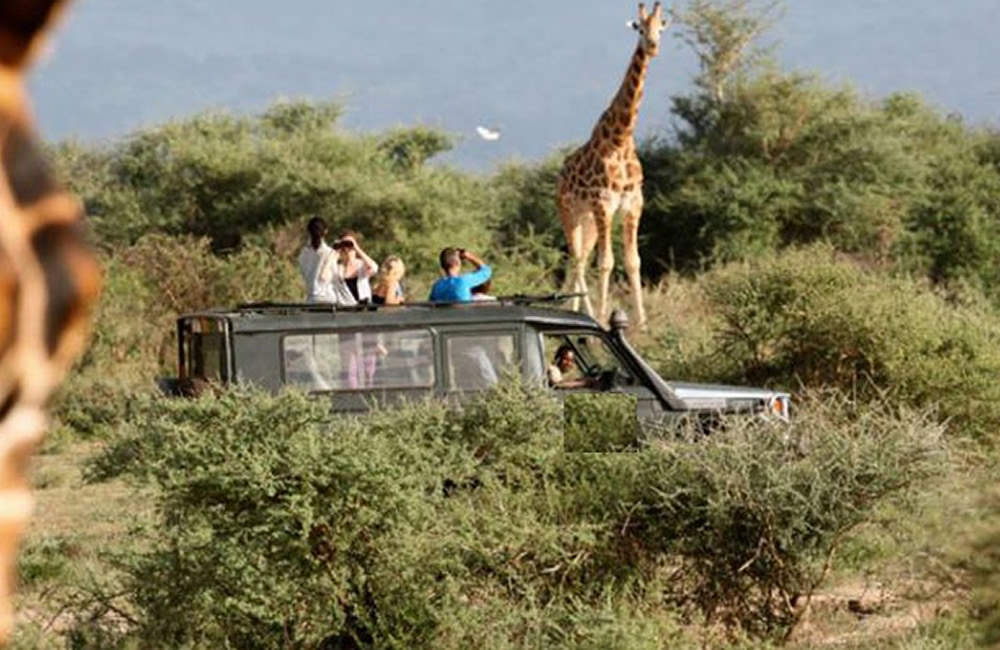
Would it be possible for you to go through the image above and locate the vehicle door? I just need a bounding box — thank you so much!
[536,329,664,419]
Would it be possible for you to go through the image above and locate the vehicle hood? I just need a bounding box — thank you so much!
[665,381,791,417]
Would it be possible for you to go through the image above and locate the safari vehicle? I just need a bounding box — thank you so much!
[170,295,790,428]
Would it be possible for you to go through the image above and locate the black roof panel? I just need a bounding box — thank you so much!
[179,295,609,333]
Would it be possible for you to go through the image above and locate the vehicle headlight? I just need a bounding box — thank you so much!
[769,396,790,421]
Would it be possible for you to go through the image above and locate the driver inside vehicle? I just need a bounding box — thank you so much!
[547,344,599,390]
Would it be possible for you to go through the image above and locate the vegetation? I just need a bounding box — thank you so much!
[33,386,938,648]
[19,0,1000,646]
[643,246,1000,441]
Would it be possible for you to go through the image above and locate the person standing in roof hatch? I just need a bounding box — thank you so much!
[298,216,355,305]
[333,230,379,305]
[373,255,406,305]
[429,247,492,303]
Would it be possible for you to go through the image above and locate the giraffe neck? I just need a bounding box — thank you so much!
[589,45,650,150]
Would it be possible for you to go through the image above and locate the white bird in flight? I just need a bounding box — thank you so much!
[476,125,501,141]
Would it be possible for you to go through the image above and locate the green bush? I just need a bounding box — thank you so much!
[488,154,568,289]
[628,393,946,638]
[563,393,640,452]
[639,70,1000,296]
[86,385,567,648]
[80,382,944,647]
[654,247,1000,441]
[51,375,148,440]
[17,536,75,590]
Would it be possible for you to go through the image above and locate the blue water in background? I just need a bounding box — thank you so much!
[29,0,999,171]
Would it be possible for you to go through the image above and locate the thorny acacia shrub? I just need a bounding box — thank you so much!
[84,385,945,648]
[627,393,946,638]
[87,385,570,649]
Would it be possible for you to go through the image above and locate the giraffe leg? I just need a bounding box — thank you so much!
[560,206,597,317]
[594,205,614,324]
[561,222,586,314]
[622,196,647,331]
[576,218,598,317]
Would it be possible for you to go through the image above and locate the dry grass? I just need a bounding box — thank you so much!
[599,276,715,359]
[784,460,992,649]
[10,440,151,648]
[28,441,145,543]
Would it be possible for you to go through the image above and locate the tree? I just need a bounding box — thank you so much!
[675,0,782,104]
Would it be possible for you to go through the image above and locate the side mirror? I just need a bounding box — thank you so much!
[609,309,629,332]
[609,309,630,343]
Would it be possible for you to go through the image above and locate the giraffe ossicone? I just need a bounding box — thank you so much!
[557,1,670,331]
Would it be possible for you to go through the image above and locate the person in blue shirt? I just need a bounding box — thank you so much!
[429,247,492,302]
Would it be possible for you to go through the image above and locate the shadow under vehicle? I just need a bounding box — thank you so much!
[166,295,790,430]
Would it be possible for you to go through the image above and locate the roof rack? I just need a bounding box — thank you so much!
[236,301,339,313]
[235,293,585,314]
[495,292,585,306]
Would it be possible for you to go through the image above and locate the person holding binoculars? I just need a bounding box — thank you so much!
[429,247,492,303]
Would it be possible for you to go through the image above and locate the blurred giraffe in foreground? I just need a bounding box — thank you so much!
[0,0,100,642]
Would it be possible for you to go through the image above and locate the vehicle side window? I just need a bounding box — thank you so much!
[445,332,517,391]
[283,329,435,392]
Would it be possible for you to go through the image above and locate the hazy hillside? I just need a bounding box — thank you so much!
[29,0,1000,170]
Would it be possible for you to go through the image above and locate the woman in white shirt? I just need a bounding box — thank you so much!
[297,217,356,305]
[295,217,354,390]
[333,230,379,304]
[329,230,380,389]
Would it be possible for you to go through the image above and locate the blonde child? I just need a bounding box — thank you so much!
[372,256,406,305]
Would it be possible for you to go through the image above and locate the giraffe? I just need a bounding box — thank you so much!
[0,0,101,642]
[557,2,669,330]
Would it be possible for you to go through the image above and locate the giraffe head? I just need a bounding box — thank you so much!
[627,2,670,57]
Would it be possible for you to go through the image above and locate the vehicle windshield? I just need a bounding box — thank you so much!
[542,331,634,387]
[180,318,227,382]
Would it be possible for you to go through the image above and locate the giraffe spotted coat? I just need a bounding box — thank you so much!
[0,0,100,641]
[557,2,669,330]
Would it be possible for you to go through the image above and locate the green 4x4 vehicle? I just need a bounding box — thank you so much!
[168,295,790,427]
